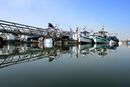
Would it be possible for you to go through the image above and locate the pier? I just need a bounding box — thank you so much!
[0,20,47,36]
[121,39,130,45]
[0,20,50,43]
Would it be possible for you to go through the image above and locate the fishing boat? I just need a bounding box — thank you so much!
[89,27,109,44]
[97,27,119,44]
[80,30,94,44]
[107,35,119,45]
[90,27,119,44]
[93,36,109,44]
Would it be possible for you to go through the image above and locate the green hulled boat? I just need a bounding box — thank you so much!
[93,36,109,44]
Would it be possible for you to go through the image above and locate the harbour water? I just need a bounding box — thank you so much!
[0,43,130,87]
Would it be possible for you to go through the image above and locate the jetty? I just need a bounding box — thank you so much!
[121,39,130,45]
[0,20,47,36]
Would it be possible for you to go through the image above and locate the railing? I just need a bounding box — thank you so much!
[0,20,47,36]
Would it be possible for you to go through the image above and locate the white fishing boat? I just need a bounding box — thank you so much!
[69,28,94,44]
[80,31,94,44]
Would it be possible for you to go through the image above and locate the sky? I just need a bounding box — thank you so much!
[0,0,130,39]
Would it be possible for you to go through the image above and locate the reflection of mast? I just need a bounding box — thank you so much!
[71,45,80,58]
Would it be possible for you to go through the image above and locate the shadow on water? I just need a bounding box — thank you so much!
[0,43,119,69]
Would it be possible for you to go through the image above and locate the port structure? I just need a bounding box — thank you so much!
[0,20,47,36]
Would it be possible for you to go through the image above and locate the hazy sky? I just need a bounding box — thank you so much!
[0,0,130,39]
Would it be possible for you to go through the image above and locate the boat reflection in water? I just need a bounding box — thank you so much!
[0,43,119,69]
[94,44,118,56]
[76,43,118,58]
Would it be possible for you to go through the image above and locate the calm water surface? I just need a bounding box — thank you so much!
[0,43,130,87]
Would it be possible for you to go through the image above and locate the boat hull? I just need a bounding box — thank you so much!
[93,36,109,44]
[109,40,117,45]
[80,36,93,44]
